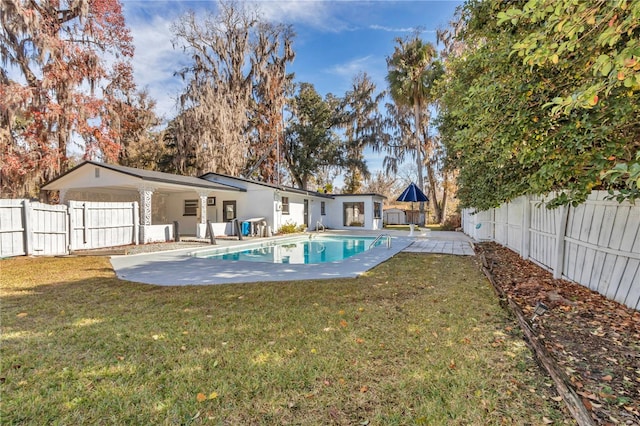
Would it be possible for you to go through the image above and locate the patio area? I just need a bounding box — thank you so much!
[109,230,475,286]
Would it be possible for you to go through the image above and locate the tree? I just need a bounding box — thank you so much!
[339,72,385,194]
[437,0,639,210]
[499,0,640,203]
[171,1,295,177]
[245,22,295,184]
[386,35,443,224]
[1,0,138,198]
[116,90,165,170]
[363,170,400,200]
[284,83,342,190]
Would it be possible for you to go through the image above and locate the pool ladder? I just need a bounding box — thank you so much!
[316,221,325,232]
[370,233,391,249]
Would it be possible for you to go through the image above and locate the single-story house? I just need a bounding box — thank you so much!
[42,161,386,243]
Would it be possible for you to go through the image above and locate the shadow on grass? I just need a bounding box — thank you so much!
[1,255,571,425]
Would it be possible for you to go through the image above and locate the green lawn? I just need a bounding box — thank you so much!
[1,254,570,424]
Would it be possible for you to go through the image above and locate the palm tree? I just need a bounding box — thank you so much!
[386,35,441,225]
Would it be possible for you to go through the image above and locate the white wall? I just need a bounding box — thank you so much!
[325,195,385,231]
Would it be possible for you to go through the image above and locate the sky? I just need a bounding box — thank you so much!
[121,0,463,186]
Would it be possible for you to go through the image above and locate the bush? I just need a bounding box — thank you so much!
[278,220,303,234]
[441,213,461,231]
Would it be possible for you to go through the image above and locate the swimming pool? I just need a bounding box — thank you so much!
[194,235,383,264]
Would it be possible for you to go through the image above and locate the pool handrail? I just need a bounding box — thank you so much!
[370,233,391,249]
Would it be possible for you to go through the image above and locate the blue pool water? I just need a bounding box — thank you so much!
[196,235,382,264]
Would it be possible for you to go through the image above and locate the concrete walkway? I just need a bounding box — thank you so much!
[110,230,475,286]
[402,231,475,256]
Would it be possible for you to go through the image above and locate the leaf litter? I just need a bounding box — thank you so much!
[478,242,640,425]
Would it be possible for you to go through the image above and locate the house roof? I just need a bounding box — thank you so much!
[200,171,335,199]
[42,161,245,193]
[331,193,387,199]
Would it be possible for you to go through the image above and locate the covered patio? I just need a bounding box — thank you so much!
[42,161,245,243]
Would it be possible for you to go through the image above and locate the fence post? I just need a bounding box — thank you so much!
[22,199,33,255]
[82,202,89,244]
[133,202,140,245]
[553,205,569,279]
[521,196,530,260]
[68,201,76,251]
[65,204,70,254]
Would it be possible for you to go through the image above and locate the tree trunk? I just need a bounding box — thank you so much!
[441,173,449,225]
[413,102,425,226]
[425,160,441,223]
[422,120,442,224]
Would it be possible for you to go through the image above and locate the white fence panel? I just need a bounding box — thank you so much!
[29,202,68,256]
[69,201,138,251]
[0,199,27,257]
[462,191,640,310]
[528,195,558,271]
[494,204,509,247]
[506,198,523,253]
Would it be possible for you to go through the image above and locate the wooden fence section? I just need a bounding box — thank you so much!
[68,201,139,251]
[0,199,29,257]
[0,200,139,257]
[30,201,69,256]
[462,191,640,311]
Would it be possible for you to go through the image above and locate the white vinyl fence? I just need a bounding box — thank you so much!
[462,191,640,310]
[0,199,138,257]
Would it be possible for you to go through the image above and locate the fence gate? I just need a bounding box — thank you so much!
[0,199,69,257]
[30,201,69,256]
[68,201,138,251]
[0,199,28,257]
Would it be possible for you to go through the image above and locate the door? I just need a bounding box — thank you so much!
[303,199,309,227]
[222,200,236,222]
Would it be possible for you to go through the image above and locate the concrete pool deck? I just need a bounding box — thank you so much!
[109,230,475,286]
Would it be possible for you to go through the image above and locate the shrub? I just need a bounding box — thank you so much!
[278,220,300,234]
[441,213,461,231]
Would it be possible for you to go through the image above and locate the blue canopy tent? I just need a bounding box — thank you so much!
[396,182,429,235]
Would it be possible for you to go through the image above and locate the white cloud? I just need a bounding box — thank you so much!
[256,1,353,32]
[125,4,192,119]
[326,55,375,77]
[369,24,415,33]
[369,24,437,34]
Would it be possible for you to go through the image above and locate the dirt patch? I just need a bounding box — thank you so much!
[477,242,640,425]
[72,241,211,256]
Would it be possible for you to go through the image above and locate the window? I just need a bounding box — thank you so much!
[184,199,198,216]
[207,197,216,206]
[223,200,236,222]
[281,197,290,215]
[374,202,382,219]
[343,202,364,227]
[321,201,326,216]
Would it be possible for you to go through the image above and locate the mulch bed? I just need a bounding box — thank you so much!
[477,242,640,425]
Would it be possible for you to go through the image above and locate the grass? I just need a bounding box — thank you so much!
[1,254,569,425]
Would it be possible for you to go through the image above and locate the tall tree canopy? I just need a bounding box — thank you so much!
[386,35,444,222]
[171,0,294,178]
[284,82,341,190]
[339,72,385,194]
[1,0,141,198]
[437,0,639,210]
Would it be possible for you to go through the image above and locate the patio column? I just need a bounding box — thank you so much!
[138,186,155,243]
[58,188,68,204]
[197,192,209,238]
